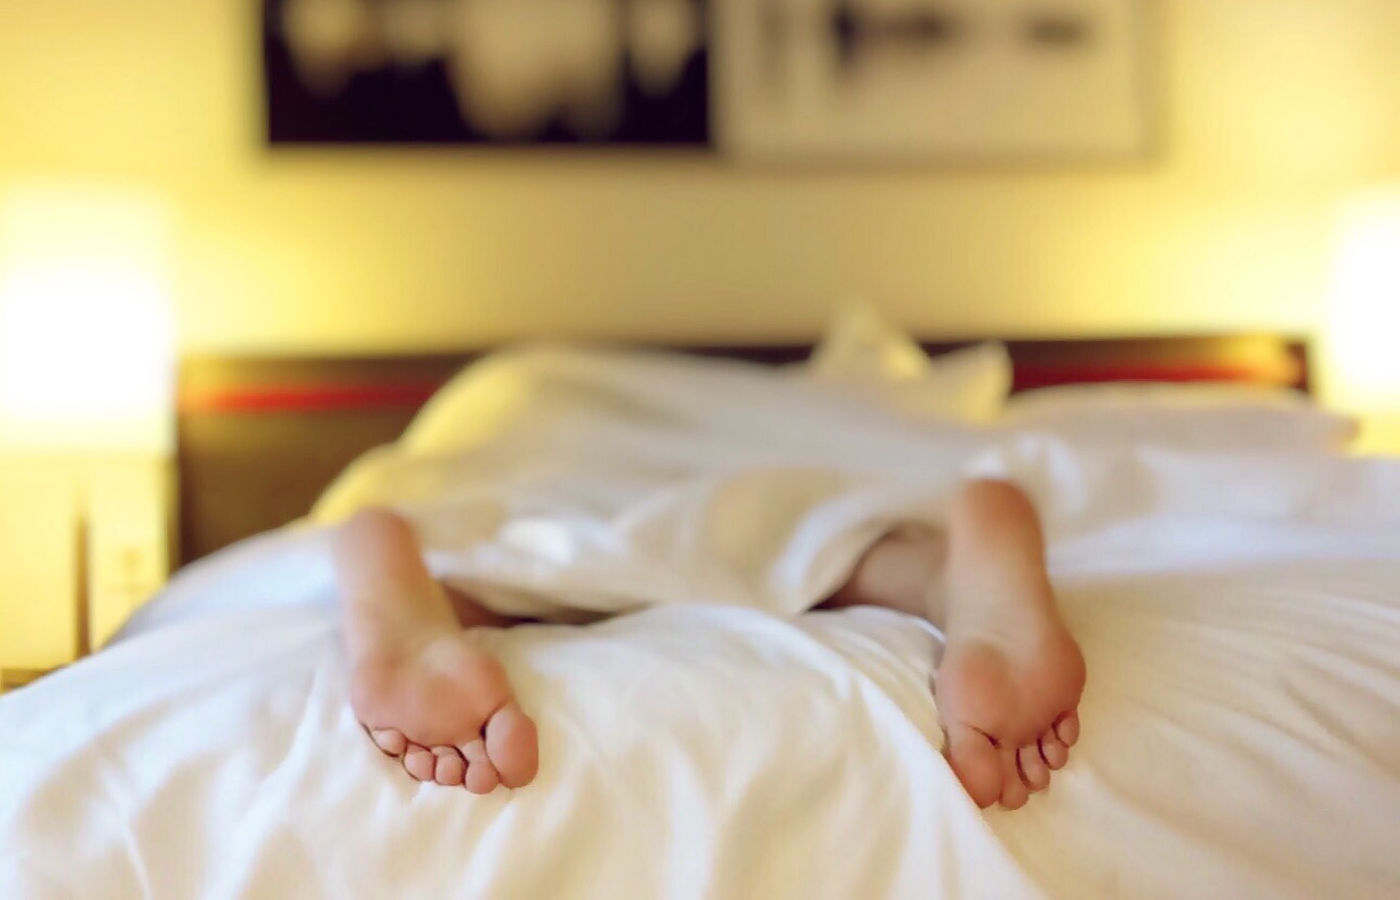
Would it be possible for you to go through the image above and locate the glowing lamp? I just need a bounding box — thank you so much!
[0,184,174,454]
[1323,188,1400,453]
[0,185,176,666]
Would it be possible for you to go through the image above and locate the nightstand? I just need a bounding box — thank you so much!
[0,454,174,680]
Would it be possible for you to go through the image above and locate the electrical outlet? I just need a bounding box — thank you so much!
[85,457,172,648]
[94,544,164,621]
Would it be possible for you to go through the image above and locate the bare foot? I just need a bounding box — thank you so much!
[819,483,1085,809]
[936,623,1084,809]
[334,508,538,793]
[351,620,539,793]
[935,482,1086,809]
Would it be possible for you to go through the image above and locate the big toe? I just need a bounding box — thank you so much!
[484,701,539,789]
[946,722,1003,809]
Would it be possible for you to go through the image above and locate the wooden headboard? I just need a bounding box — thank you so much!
[177,335,1309,566]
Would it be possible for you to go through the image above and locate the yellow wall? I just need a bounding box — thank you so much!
[2,0,1399,353]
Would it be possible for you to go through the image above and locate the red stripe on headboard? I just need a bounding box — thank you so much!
[180,382,444,414]
[180,362,1296,415]
[1012,361,1297,392]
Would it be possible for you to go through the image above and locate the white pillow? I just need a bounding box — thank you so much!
[1002,382,1358,452]
[806,306,1012,423]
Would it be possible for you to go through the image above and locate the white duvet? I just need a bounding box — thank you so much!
[3,347,1399,899]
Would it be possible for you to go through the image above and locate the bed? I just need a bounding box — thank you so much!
[3,323,1398,899]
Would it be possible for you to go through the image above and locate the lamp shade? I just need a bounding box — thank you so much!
[0,184,174,453]
[1324,187,1400,416]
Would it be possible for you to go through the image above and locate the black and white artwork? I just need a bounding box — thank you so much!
[263,0,1150,162]
[263,0,710,145]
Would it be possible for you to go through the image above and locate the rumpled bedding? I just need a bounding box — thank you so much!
[3,346,1399,899]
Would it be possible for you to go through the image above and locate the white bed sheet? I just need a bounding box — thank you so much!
[3,348,1399,899]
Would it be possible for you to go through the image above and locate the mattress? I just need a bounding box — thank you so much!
[2,348,1398,899]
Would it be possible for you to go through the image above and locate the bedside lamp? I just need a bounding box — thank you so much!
[0,184,175,675]
[1323,187,1400,455]
[0,185,174,453]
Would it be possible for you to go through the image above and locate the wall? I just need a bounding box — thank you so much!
[1,0,1399,353]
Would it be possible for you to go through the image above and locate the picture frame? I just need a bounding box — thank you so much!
[263,0,1153,164]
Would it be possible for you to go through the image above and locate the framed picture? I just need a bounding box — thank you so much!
[263,0,1152,163]
[263,0,711,145]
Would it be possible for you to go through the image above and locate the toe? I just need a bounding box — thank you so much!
[1039,730,1069,769]
[945,722,1003,809]
[432,746,467,787]
[403,744,436,782]
[369,727,407,757]
[462,740,501,795]
[998,749,1029,810]
[484,701,539,789]
[1055,711,1080,747]
[1017,743,1051,792]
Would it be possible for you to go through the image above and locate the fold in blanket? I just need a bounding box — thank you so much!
[310,346,985,621]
